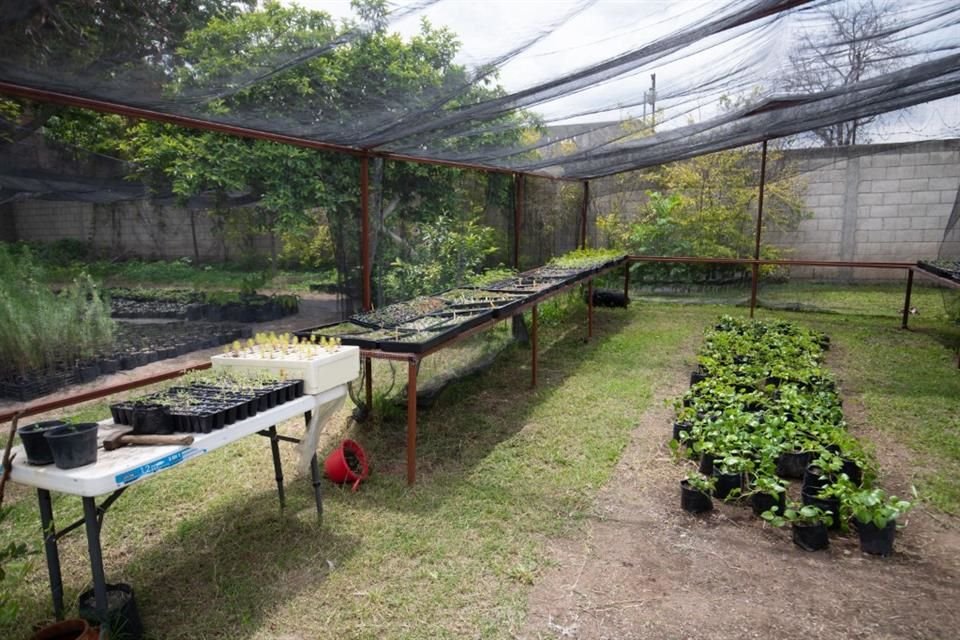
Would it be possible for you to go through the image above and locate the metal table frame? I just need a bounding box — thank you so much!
[7,388,344,624]
[360,261,630,486]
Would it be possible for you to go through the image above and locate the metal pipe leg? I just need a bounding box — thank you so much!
[623,262,630,301]
[82,496,109,623]
[587,280,594,340]
[268,425,285,508]
[901,268,914,329]
[309,453,324,519]
[364,358,373,415]
[37,489,64,620]
[407,360,418,486]
[531,305,538,388]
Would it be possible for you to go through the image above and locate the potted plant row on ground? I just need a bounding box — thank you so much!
[673,315,911,556]
[110,369,304,435]
[109,286,299,322]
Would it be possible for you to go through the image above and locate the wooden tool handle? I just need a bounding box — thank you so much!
[121,434,194,446]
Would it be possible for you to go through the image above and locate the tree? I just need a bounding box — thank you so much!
[782,0,908,146]
[42,0,534,307]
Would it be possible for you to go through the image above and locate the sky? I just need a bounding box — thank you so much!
[295,0,960,144]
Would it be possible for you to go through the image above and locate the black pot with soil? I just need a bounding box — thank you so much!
[776,450,812,479]
[712,469,743,500]
[802,464,833,494]
[750,491,786,517]
[131,404,173,435]
[79,582,144,640]
[680,479,713,514]
[792,521,829,551]
[855,519,897,556]
[44,423,99,469]
[17,420,67,465]
[801,490,841,530]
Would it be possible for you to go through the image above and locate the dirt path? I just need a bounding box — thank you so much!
[521,341,960,640]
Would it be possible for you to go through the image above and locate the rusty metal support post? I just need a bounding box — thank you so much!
[580,180,590,249]
[531,305,538,388]
[514,173,524,270]
[902,268,914,329]
[587,280,594,340]
[749,139,768,318]
[360,155,372,312]
[623,262,630,301]
[364,357,373,413]
[406,359,418,486]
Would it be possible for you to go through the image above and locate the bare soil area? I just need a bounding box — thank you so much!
[521,346,960,640]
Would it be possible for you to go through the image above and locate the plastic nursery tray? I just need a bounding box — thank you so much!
[293,321,377,348]
[371,328,450,354]
[436,288,527,318]
[917,260,960,282]
[349,296,449,329]
[478,275,567,298]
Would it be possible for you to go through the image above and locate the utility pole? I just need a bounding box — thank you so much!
[643,73,657,131]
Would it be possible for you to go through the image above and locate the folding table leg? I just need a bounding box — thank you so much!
[82,496,109,622]
[267,425,285,508]
[37,489,64,620]
[309,453,324,519]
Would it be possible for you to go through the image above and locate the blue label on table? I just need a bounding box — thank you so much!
[114,448,204,486]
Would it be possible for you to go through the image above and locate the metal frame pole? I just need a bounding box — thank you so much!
[514,173,524,270]
[580,180,590,250]
[587,280,594,339]
[901,268,914,329]
[267,425,285,508]
[749,140,768,318]
[37,489,64,620]
[360,155,372,312]
[623,262,631,301]
[406,360,418,486]
[82,497,109,622]
[531,305,538,388]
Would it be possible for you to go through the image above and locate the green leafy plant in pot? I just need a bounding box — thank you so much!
[680,474,715,514]
[847,488,912,556]
[762,503,834,552]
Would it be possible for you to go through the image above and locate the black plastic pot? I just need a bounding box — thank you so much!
[76,362,101,383]
[751,491,786,517]
[17,420,66,465]
[855,519,896,556]
[680,480,713,514]
[699,453,719,475]
[792,521,829,551]
[689,369,708,386]
[672,420,692,442]
[79,582,144,640]
[776,450,812,479]
[712,469,743,500]
[802,464,833,494]
[100,358,121,375]
[841,458,863,486]
[131,404,172,435]
[801,490,841,530]
[44,423,98,469]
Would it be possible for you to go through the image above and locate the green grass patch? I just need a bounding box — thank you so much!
[1,292,958,637]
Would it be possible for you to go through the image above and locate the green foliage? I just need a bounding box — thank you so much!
[0,246,114,373]
[382,214,497,301]
[762,503,834,527]
[684,474,716,494]
[847,488,912,528]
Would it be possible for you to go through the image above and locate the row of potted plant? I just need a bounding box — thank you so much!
[674,315,911,556]
[110,370,304,435]
[109,287,299,322]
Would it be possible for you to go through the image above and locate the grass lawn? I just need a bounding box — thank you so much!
[1,292,958,638]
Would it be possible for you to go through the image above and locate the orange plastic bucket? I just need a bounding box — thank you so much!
[324,439,369,491]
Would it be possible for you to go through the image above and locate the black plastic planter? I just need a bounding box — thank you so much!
[855,519,896,556]
[689,369,708,386]
[79,582,144,640]
[672,420,693,443]
[44,423,98,469]
[680,480,713,514]
[776,450,812,479]
[802,464,833,494]
[751,491,786,517]
[801,490,841,530]
[841,458,863,486]
[131,404,172,435]
[792,522,829,551]
[17,420,66,465]
[699,453,719,476]
[712,470,743,500]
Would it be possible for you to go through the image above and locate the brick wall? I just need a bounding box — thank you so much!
[765,140,959,280]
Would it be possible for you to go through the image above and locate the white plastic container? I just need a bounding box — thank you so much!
[211,345,360,394]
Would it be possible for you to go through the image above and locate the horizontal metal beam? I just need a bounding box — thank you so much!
[0,363,211,424]
[627,255,914,269]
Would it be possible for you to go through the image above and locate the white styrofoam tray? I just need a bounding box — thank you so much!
[210,345,359,394]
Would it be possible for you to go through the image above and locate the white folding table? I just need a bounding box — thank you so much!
[4,385,346,624]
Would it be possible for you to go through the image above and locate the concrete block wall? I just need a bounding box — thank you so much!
[10,200,273,262]
[765,139,959,280]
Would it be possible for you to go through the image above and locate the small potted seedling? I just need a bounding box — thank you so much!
[762,503,834,552]
[680,474,715,514]
[847,487,912,556]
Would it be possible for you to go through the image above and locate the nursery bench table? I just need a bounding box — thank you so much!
[357,259,630,486]
[4,384,346,625]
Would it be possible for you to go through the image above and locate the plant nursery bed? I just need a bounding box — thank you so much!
[917,260,960,283]
[109,288,299,322]
[350,296,449,329]
[437,288,527,318]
